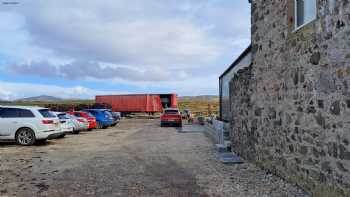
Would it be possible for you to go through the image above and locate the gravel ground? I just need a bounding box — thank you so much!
[0,119,309,197]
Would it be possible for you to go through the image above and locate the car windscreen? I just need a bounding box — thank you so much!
[164,110,179,114]
[39,109,56,118]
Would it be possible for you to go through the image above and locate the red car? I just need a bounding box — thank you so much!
[68,111,97,131]
[160,108,182,127]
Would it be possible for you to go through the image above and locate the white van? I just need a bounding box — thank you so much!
[0,106,64,145]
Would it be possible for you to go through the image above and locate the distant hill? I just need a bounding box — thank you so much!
[16,95,63,102]
[178,95,219,102]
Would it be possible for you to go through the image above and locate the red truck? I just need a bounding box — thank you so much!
[160,108,182,127]
[95,94,177,113]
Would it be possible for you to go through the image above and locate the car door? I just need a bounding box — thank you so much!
[0,108,20,137]
[0,108,6,136]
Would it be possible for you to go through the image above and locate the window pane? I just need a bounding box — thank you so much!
[296,0,316,28]
[165,110,179,114]
[39,109,56,118]
[86,112,94,117]
[296,0,304,27]
[0,108,20,118]
[304,0,316,23]
[18,109,35,118]
[58,114,69,119]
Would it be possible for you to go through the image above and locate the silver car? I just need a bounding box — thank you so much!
[0,106,63,145]
[66,114,89,133]
[54,112,75,134]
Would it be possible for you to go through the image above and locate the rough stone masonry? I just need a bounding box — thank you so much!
[230,1,350,196]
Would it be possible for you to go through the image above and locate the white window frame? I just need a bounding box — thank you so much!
[294,0,317,31]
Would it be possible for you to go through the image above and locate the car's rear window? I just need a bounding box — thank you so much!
[58,114,69,119]
[39,109,56,118]
[86,110,97,115]
[74,113,82,117]
[165,110,179,114]
[66,114,76,119]
[104,111,112,117]
[86,112,94,117]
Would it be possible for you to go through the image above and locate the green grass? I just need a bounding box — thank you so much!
[178,100,219,117]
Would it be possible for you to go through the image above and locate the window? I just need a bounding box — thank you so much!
[39,109,56,118]
[18,109,35,118]
[58,114,70,120]
[86,112,94,117]
[74,112,82,117]
[164,109,179,114]
[0,108,34,118]
[295,0,317,29]
[66,114,76,119]
[0,108,19,118]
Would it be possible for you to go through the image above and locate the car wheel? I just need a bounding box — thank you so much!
[88,128,93,131]
[72,130,80,134]
[16,128,36,146]
[178,122,182,128]
[56,133,66,138]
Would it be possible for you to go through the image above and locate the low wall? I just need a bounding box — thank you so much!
[205,119,231,145]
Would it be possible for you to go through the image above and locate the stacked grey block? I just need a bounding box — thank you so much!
[230,1,350,196]
[205,119,231,146]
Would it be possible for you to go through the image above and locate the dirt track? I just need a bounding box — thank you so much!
[0,119,308,197]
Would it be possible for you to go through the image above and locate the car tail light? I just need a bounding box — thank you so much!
[42,120,54,124]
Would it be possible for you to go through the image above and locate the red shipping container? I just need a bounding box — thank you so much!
[95,94,177,113]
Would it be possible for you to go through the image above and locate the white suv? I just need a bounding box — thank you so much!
[0,106,64,145]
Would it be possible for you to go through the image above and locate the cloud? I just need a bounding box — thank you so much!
[14,0,223,67]
[0,86,15,101]
[9,60,187,82]
[0,81,126,100]
[0,0,251,95]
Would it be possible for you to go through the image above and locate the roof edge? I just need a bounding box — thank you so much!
[219,44,252,79]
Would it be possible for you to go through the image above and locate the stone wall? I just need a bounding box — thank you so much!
[230,66,256,160]
[231,1,350,196]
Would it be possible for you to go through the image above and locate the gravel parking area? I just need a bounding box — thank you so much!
[0,119,309,197]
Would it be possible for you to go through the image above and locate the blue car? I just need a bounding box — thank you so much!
[83,109,114,129]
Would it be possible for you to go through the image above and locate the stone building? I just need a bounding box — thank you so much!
[229,0,350,196]
[220,46,252,122]
[219,46,251,144]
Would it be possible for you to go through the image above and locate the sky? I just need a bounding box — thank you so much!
[0,0,251,100]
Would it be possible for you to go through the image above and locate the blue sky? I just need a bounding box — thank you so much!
[0,0,251,100]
